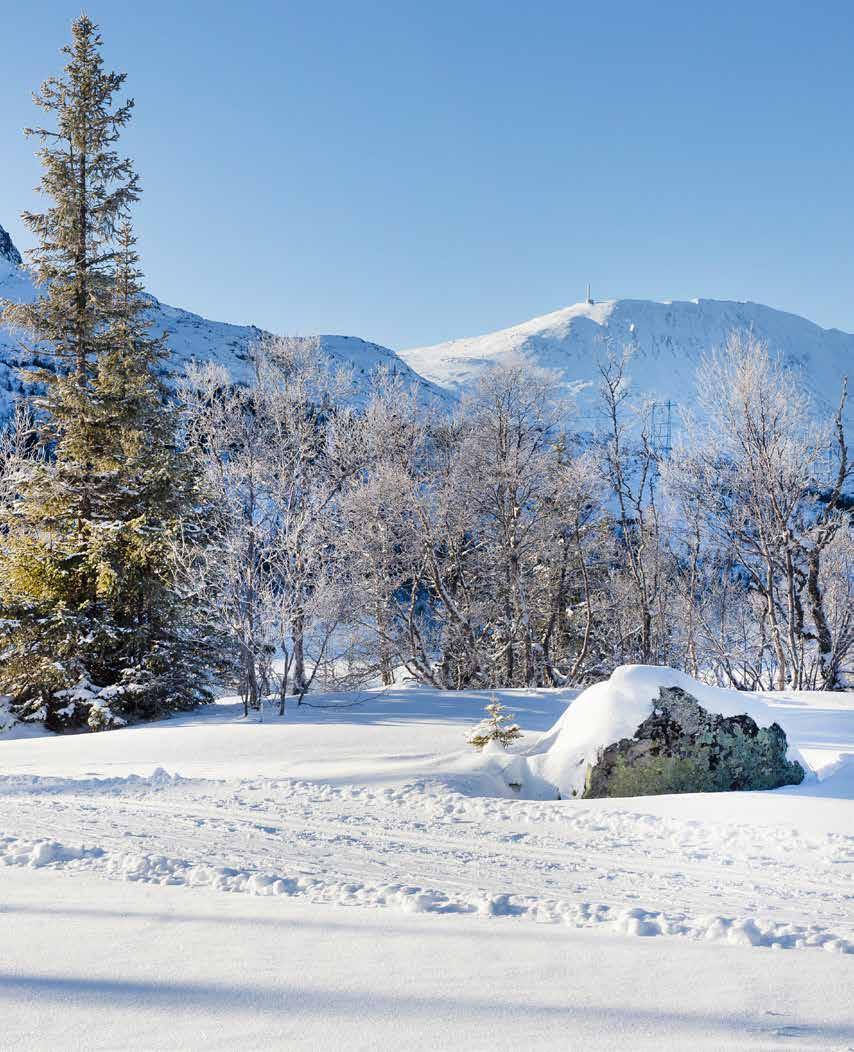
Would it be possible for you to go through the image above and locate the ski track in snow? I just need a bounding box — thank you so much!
[1,768,851,955]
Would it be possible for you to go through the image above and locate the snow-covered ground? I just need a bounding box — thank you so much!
[2,682,853,1049]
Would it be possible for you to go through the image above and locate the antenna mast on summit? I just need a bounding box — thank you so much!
[586,283,594,305]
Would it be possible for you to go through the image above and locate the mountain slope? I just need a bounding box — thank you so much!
[0,223,445,417]
[401,297,852,425]
[4,215,850,430]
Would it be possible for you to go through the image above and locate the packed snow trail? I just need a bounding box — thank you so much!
[1,763,852,953]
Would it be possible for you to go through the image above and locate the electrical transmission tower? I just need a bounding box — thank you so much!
[649,400,676,460]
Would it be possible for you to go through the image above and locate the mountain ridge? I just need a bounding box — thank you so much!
[400,295,852,423]
[0,222,445,415]
[1,220,850,426]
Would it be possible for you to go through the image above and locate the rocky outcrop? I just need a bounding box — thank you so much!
[0,224,22,268]
[583,685,804,798]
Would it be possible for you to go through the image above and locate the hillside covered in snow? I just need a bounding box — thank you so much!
[3,217,851,428]
[0,223,445,417]
[401,297,853,426]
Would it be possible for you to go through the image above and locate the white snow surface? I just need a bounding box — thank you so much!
[1,681,853,1048]
[529,665,813,799]
[401,296,853,423]
[4,866,852,1052]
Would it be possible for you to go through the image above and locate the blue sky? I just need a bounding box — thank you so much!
[2,1,853,349]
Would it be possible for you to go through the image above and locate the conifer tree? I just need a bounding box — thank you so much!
[467,697,523,751]
[0,17,216,730]
[5,14,138,384]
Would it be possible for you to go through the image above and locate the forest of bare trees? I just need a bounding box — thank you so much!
[167,330,851,705]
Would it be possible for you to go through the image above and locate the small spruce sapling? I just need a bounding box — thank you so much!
[468,695,523,751]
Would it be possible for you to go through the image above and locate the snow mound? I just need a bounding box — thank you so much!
[527,665,813,799]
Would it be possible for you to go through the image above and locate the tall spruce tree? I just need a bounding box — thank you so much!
[6,14,138,383]
[0,16,216,730]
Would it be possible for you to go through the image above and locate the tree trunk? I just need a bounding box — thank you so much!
[806,548,838,689]
[292,610,306,695]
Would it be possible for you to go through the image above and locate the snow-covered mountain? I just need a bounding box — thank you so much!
[0,223,445,417]
[3,216,851,430]
[401,297,853,426]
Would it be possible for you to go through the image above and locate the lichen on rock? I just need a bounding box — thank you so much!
[583,685,805,798]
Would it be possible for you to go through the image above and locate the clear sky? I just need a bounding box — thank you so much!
[2,1,853,349]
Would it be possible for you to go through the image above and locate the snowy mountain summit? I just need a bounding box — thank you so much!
[400,296,853,423]
[1,216,850,426]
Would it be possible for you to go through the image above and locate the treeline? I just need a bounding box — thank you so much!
[178,331,849,710]
[0,18,850,733]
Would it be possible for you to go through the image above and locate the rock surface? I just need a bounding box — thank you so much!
[583,685,805,798]
[0,224,22,268]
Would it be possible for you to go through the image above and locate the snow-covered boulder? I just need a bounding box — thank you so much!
[582,685,804,797]
[528,666,809,799]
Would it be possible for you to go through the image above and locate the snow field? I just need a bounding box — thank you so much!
[4,865,852,1052]
[1,746,852,956]
[1,680,853,1050]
